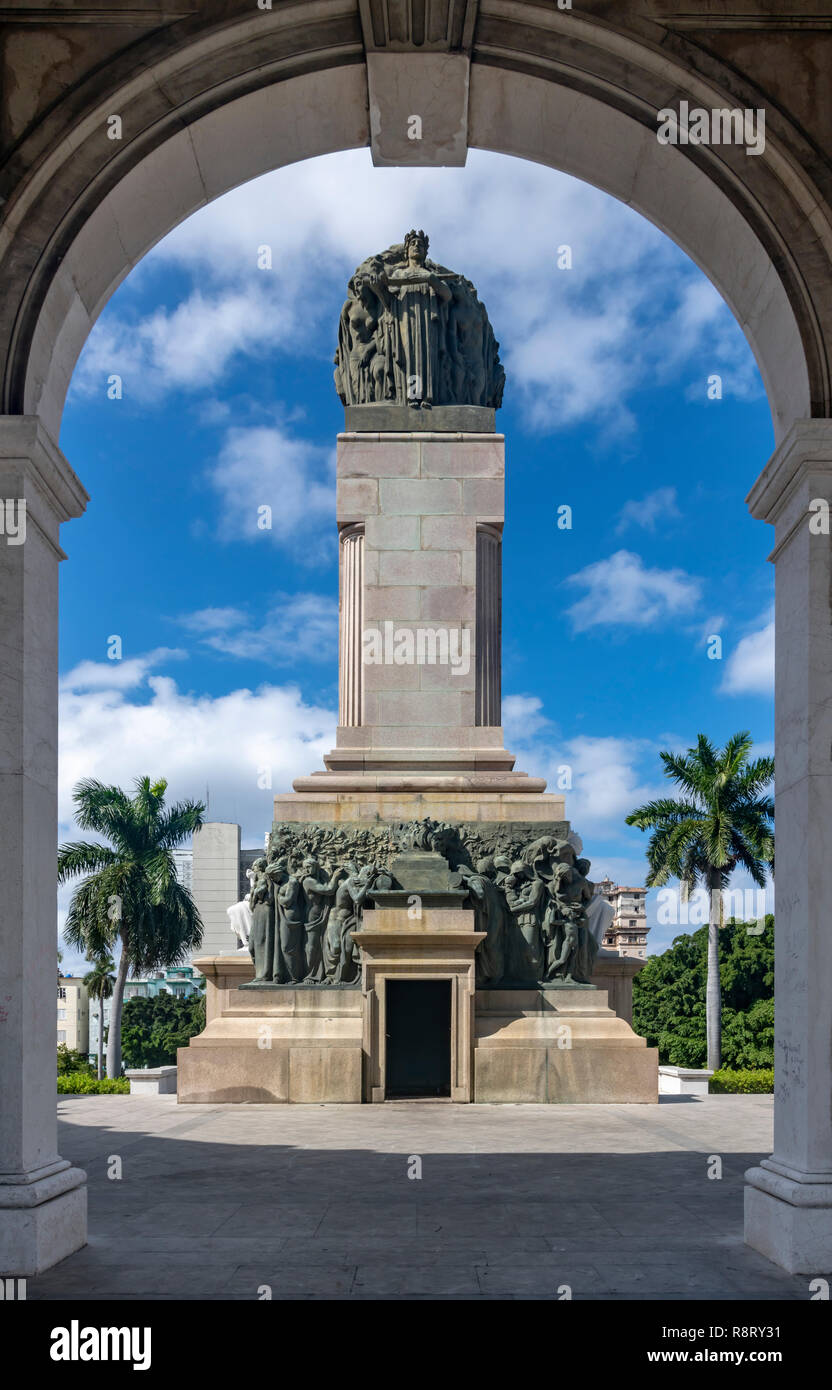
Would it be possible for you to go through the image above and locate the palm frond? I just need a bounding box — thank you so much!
[57,841,119,883]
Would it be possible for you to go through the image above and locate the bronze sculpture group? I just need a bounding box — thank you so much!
[247,854,390,987]
[245,819,603,989]
[334,229,505,410]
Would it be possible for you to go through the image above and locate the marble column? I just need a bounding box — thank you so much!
[0,417,88,1275]
[745,419,832,1273]
[338,522,364,727]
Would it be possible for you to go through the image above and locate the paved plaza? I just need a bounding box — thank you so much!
[28,1094,809,1301]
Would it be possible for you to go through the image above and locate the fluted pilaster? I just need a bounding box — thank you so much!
[339,523,364,726]
[475,523,501,726]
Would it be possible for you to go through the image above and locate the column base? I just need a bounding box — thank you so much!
[745,1162,832,1273]
[0,1163,87,1275]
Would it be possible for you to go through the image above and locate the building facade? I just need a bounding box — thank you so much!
[190,823,264,965]
[57,976,89,1054]
[171,848,193,891]
[123,966,203,1002]
[87,997,111,1065]
[593,879,650,959]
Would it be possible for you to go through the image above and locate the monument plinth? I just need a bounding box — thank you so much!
[178,230,658,1104]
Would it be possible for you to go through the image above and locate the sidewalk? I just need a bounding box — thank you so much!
[29,1093,807,1300]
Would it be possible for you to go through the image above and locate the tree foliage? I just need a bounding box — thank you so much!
[121,992,206,1069]
[58,776,204,1076]
[626,731,773,1070]
[632,916,774,1069]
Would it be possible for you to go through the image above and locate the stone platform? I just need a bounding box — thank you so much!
[177,960,363,1104]
[475,989,657,1104]
[27,1094,806,1301]
[274,788,566,827]
[179,944,657,1106]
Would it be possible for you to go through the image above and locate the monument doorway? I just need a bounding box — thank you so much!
[385,980,452,1101]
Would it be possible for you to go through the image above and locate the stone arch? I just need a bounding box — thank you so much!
[0,5,830,442]
[4,2,832,1280]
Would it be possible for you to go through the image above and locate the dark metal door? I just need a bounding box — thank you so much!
[385,979,451,1099]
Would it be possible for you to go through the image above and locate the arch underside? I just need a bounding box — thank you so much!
[1,5,828,443]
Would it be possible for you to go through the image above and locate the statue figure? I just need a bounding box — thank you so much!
[248,857,276,982]
[544,856,599,984]
[504,862,546,981]
[275,867,305,983]
[571,858,603,983]
[334,231,504,410]
[375,228,452,407]
[322,863,376,985]
[227,864,254,952]
[493,853,512,890]
[521,835,569,884]
[461,859,506,985]
[586,890,614,951]
[301,856,345,983]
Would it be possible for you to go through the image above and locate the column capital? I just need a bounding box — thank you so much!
[747,417,832,526]
[0,415,89,531]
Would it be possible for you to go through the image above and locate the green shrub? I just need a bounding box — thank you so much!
[709,1068,774,1094]
[57,1072,129,1095]
[57,1043,95,1078]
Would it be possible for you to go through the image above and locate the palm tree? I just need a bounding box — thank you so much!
[83,955,116,1080]
[58,777,205,1078]
[626,732,773,1071]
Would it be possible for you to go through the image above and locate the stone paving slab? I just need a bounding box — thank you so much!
[25,1095,811,1301]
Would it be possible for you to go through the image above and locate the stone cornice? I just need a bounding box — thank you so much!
[747,418,832,526]
[0,415,89,524]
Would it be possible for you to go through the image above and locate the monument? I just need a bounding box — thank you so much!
[178,233,658,1104]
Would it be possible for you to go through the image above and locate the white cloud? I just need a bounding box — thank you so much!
[208,422,335,556]
[507,293,638,430]
[721,611,774,696]
[565,550,701,631]
[59,647,187,692]
[502,708,661,846]
[59,652,337,846]
[501,694,552,741]
[71,287,306,402]
[552,734,659,834]
[676,280,764,404]
[616,486,681,534]
[178,594,338,665]
[68,148,763,432]
[176,607,248,634]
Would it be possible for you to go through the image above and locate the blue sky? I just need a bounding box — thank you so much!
[57,148,776,968]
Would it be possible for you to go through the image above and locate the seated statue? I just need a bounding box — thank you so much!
[227,864,254,952]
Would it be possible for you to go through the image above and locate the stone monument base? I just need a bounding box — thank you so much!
[177,958,363,1103]
[179,944,657,1105]
[474,987,657,1104]
[275,785,566,829]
